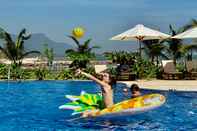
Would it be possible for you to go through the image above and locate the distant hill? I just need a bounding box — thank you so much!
[23,33,73,57]
[0,33,73,57]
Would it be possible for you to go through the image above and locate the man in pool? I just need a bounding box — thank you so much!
[130,84,141,98]
[76,69,116,117]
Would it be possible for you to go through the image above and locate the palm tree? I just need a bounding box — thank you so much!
[179,19,197,60]
[0,28,40,66]
[43,43,54,67]
[181,44,197,61]
[142,39,168,65]
[179,19,197,32]
[166,24,197,65]
[65,36,99,68]
[165,25,184,66]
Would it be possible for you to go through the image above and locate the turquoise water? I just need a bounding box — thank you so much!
[0,80,196,130]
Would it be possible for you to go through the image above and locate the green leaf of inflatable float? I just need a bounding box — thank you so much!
[59,91,104,115]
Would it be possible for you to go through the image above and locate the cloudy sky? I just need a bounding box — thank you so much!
[1,0,197,52]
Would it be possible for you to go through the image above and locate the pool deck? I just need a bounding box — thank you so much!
[120,80,197,92]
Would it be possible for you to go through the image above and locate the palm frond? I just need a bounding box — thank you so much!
[184,44,197,51]
[169,25,177,36]
[160,52,170,60]
[178,19,197,33]
[92,45,100,49]
[0,28,6,39]
[4,32,13,44]
[65,49,76,54]
[83,39,91,48]
[87,46,100,52]
[22,34,31,40]
[16,28,31,50]
[0,46,10,60]
[18,28,26,38]
[68,35,80,47]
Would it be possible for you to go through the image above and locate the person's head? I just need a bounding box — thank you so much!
[130,84,141,97]
[100,71,116,86]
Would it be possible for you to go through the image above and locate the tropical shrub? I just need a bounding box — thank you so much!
[9,64,25,80]
[0,64,35,80]
[43,44,54,67]
[131,58,160,79]
[104,51,138,76]
[0,64,8,79]
[104,51,137,65]
[105,65,118,78]
[22,69,35,80]
[55,68,74,80]
[34,68,48,80]
[176,63,186,72]
[55,64,96,80]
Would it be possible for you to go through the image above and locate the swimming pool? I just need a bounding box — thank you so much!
[0,81,196,130]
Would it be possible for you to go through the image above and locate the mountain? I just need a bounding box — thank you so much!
[0,33,73,57]
[23,33,73,57]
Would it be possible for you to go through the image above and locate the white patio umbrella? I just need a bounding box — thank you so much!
[110,24,170,57]
[172,26,197,39]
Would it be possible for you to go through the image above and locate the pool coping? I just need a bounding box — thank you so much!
[120,80,197,92]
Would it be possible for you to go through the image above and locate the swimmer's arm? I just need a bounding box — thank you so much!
[80,71,108,88]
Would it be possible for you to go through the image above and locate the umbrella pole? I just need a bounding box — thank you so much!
[139,40,142,58]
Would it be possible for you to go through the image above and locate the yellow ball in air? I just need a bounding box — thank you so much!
[72,27,85,39]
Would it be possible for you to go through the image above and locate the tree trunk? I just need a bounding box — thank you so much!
[173,56,176,66]
[139,41,142,58]
[156,56,159,67]
[151,55,154,63]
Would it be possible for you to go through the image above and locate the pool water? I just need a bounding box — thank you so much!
[0,81,196,131]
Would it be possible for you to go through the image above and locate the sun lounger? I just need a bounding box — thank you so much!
[117,72,136,81]
[116,64,136,81]
[185,61,197,80]
[162,60,183,80]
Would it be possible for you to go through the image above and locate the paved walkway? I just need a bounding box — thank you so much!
[120,80,197,92]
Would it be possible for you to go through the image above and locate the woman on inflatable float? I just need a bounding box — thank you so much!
[76,69,116,117]
[61,70,165,118]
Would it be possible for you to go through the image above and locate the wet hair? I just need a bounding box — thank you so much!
[130,84,140,93]
[109,75,116,87]
[99,71,116,87]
